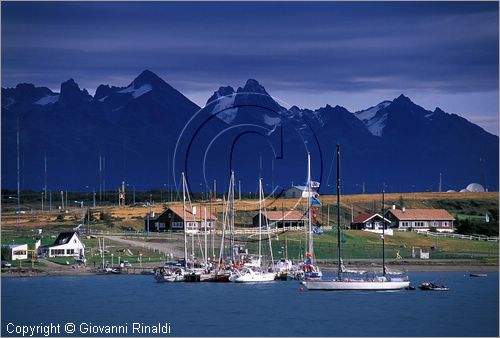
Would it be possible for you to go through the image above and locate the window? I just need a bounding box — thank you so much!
[401,222,409,227]
[67,249,74,255]
[443,222,449,227]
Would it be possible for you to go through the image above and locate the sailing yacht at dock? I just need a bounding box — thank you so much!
[229,177,276,283]
[296,153,323,281]
[302,145,410,291]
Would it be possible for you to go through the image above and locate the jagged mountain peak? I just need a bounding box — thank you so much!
[237,78,268,95]
[132,69,165,87]
[59,78,91,103]
[317,104,350,114]
[392,94,414,106]
[206,86,235,105]
[434,107,446,114]
[94,84,111,100]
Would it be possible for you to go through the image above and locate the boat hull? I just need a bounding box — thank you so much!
[469,273,487,277]
[303,280,410,291]
[230,273,276,283]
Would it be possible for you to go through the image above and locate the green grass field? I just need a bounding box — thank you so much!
[232,230,499,262]
[2,226,498,266]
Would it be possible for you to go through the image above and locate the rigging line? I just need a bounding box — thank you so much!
[325,144,336,188]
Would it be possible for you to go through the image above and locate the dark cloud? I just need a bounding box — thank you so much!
[2,1,498,134]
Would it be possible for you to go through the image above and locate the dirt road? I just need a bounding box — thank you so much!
[103,235,184,258]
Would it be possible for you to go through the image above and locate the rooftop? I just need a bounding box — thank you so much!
[261,210,306,221]
[387,208,455,221]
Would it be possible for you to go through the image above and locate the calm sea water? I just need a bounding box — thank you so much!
[2,272,498,337]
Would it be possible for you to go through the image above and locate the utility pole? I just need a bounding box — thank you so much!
[44,153,47,210]
[213,179,216,200]
[327,205,330,228]
[16,119,21,226]
[381,183,386,276]
[271,159,274,197]
[238,180,241,200]
[99,151,102,202]
[480,158,486,189]
[438,173,442,192]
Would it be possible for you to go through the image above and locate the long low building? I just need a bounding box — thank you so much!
[385,207,455,232]
[144,206,216,233]
[252,210,306,228]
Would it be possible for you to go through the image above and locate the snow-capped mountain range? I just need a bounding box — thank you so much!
[2,70,498,193]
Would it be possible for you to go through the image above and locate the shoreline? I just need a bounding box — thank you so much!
[2,261,498,278]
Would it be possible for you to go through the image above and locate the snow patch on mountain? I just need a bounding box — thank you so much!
[118,84,152,98]
[212,94,238,124]
[98,96,108,102]
[35,95,59,105]
[356,101,391,122]
[366,113,388,137]
[263,114,281,126]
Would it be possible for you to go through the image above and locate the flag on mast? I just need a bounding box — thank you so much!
[311,196,321,205]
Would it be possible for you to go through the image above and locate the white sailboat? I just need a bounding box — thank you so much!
[229,177,275,283]
[299,153,322,280]
[302,145,410,291]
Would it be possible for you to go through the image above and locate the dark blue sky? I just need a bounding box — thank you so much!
[2,1,499,134]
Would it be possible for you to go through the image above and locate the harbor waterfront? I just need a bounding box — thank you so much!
[2,271,498,337]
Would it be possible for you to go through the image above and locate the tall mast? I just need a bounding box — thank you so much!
[16,119,20,226]
[307,153,313,257]
[336,144,341,279]
[182,172,188,266]
[204,207,208,268]
[44,153,47,209]
[381,184,386,276]
[230,171,235,261]
[258,178,263,262]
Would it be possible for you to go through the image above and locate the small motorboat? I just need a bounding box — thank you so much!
[418,282,449,291]
[469,273,488,277]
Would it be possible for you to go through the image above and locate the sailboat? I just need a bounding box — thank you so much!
[302,145,410,291]
[229,177,276,283]
[155,172,191,283]
[296,153,323,281]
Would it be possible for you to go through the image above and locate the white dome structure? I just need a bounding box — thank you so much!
[466,183,485,193]
[446,190,457,193]
[459,189,469,193]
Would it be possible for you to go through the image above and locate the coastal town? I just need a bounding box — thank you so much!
[2,186,498,279]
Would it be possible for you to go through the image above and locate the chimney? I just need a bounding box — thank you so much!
[402,207,406,213]
[392,204,396,210]
[192,206,197,215]
[35,239,41,252]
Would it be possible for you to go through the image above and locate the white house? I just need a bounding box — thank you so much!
[38,232,85,258]
[284,186,317,198]
[385,207,455,233]
[6,244,28,260]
